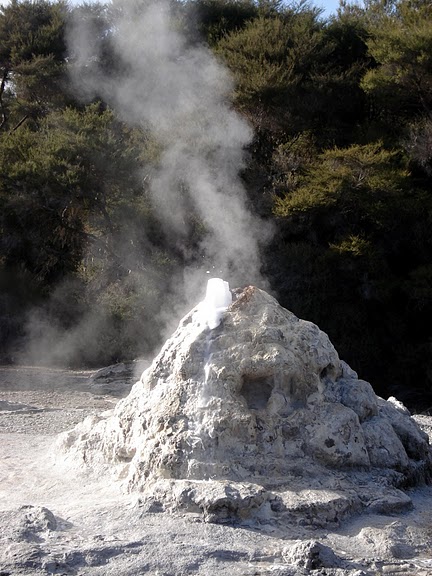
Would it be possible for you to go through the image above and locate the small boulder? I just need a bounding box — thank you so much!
[283,540,344,570]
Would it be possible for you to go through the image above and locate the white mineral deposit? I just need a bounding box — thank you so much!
[1,285,432,575]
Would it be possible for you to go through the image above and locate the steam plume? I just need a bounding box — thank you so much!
[67,0,270,298]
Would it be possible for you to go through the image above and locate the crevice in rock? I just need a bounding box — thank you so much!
[240,375,273,410]
[320,364,336,381]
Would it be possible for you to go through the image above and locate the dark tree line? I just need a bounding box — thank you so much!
[1,0,432,411]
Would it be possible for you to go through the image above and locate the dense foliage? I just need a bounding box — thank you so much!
[1,0,431,411]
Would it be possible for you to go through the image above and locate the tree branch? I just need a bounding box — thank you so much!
[9,114,29,134]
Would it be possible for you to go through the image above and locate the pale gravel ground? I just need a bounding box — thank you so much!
[1,366,432,576]
[0,364,127,433]
[0,389,116,434]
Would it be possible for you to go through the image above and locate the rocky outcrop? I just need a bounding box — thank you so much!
[58,286,432,525]
[89,360,147,397]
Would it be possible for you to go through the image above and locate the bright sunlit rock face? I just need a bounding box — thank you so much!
[58,285,432,526]
[199,278,232,329]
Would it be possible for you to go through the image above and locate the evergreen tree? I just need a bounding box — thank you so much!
[0,0,68,131]
[270,141,432,406]
[361,0,432,135]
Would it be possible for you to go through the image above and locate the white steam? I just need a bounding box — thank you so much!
[67,0,270,292]
[199,278,232,330]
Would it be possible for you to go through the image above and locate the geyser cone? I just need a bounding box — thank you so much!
[58,286,432,525]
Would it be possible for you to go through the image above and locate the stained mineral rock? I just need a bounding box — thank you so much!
[58,286,432,526]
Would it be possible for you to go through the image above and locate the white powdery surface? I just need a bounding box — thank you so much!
[58,286,432,527]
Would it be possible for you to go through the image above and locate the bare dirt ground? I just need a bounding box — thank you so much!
[1,365,432,576]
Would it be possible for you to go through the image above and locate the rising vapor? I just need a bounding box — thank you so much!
[67,0,271,298]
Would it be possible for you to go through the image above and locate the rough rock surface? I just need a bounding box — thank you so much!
[2,361,432,574]
[58,286,432,527]
[89,360,148,397]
